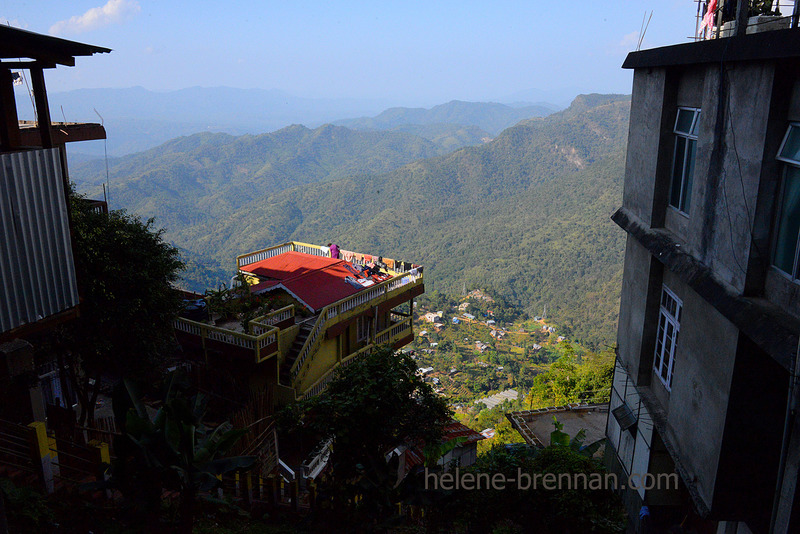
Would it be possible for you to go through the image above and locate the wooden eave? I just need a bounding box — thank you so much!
[19,122,106,145]
[0,25,110,66]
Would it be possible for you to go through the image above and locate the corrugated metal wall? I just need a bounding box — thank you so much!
[0,148,79,333]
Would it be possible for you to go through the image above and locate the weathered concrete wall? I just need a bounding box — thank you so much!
[702,62,773,293]
[616,235,654,379]
[623,68,668,226]
[660,270,738,511]
[663,66,705,241]
[676,66,704,107]
[659,62,772,295]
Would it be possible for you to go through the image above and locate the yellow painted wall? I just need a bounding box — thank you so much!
[298,336,340,392]
[277,324,300,366]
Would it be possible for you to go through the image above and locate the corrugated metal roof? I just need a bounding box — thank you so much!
[0,148,78,333]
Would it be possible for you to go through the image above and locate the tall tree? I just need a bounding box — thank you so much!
[52,188,184,425]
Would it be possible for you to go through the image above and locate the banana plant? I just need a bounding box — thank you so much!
[550,416,604,457]
[108,371,256,532]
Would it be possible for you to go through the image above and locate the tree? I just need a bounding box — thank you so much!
[429,436,625,533]
[51,189,185,425]
[281,346,451,526]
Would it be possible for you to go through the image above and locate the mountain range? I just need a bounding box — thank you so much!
[71,93,630,347]
[334,100,556,136]
[14,86,560,157]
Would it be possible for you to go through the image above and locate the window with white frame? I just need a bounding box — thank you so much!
[773,123,800,280]
[669,108,700,213]
[653,287,681,391]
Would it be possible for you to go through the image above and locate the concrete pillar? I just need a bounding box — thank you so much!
[268,475,279,505]
[27,422,54,494]
[245,472,253,503]
[47,433,60,478]
[290,479,298,511]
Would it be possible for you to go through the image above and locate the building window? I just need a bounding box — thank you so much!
[669,108,700,213]
[357,315,372,342]
[654,287,681,391]
[773,123,800,280]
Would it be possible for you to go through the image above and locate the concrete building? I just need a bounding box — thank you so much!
[606,17,800,534]
[174,241,423,403]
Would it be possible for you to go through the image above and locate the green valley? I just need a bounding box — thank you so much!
[72,94,630,348]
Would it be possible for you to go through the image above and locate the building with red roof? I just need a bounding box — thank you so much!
[174,241,424,403]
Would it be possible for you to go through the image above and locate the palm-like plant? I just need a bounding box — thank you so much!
[108,372,256,532]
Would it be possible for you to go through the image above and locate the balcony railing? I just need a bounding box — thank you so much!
[173,316,279,364]
[375,316,413,345]
[236,241,330,270]
[178,241,421,383]
[249,305,295,335]
[694,0,799,40]
[290,269,422,385]
[299,343,376,400]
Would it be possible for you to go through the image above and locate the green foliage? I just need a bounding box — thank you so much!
[47,188,185,425]
[550,417,570,448]
[750,0,780,16]
[203,274,309,331]
[281,346,451,524]
[425,442,625,533]
[107,371,255,532]
[0,478,54,533]
[73,94,630,348]
[526,350,614,409]
[69,189,185,375]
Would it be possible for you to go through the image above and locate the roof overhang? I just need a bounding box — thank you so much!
[623,27,800,70]
[19,121,106,145]
[0,25,110,67]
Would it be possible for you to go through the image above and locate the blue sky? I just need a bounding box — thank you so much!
[3,1,697,105]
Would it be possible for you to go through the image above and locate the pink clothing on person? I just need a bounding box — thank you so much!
[330,244,340,259]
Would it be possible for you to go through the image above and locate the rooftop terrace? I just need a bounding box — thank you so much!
[174,242,424,397]
[506,403,609,451]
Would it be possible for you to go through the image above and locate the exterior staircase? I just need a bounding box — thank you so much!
[279,319,315,387]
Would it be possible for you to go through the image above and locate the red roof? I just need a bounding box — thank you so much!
[401,420,485,474]
[443,421,485,445]
[241,251,365,312]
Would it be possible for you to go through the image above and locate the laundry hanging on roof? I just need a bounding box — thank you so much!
[700,0,718,33]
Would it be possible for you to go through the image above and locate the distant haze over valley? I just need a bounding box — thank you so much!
[14,86,571,157]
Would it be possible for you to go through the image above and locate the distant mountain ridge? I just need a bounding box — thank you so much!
[70,93,631,347]
[334,100,556,135]
[22,86,395,157]
[18,86,560,157]
[72,122,446,230]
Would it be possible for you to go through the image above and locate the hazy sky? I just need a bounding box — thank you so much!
[3,1,698,105]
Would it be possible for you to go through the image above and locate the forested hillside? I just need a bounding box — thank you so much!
[385,123,492,152]
[74,124,447,236]
[73,94,628,347]
[73,94,629,346]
